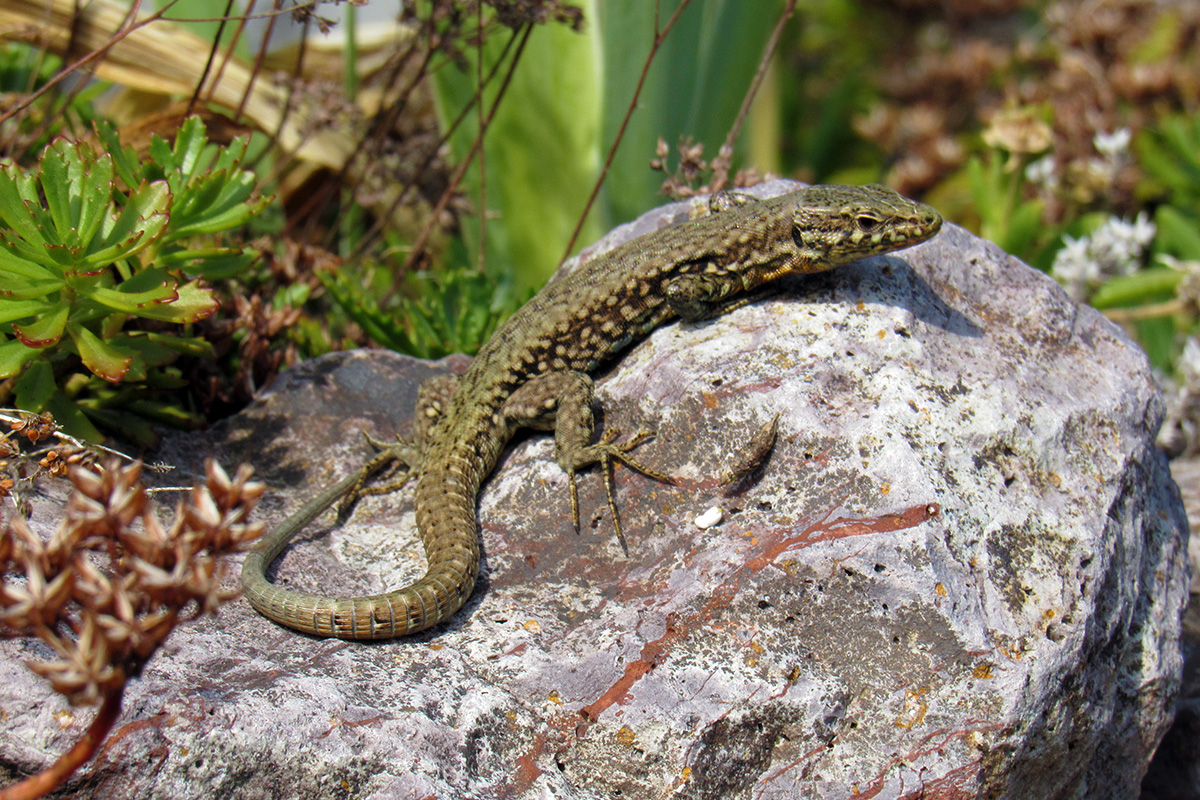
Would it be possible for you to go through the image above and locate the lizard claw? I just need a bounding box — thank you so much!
[567,427,674,555]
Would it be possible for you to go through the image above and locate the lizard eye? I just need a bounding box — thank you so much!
[855,214,881,233]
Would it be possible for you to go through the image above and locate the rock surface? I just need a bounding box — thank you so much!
[1141,456,1200,800]
[0,182,1189,799]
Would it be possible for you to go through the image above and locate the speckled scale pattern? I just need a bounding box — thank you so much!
[242,184,943,639]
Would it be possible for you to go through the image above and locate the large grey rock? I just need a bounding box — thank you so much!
[0,182,1189,799]
[1142,456,1200,800]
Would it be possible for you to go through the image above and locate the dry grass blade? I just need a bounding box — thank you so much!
[0,0,355,169]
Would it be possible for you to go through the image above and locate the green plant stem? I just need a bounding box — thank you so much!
[0,685,125,800]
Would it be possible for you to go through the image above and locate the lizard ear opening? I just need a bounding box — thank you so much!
[790,223,808,251]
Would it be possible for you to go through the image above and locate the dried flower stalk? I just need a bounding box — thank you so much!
[0,459,264,800]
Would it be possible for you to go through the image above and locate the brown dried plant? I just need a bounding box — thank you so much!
[650,138,771,201]
[857,0,1200,215]
[0,458,264,800]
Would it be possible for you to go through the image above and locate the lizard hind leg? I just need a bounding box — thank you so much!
[337,372,461,520]
[503,371,673,554]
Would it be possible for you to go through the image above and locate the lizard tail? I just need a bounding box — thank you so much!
[240,461,481,640]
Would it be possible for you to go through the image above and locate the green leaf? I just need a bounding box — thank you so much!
[46,389,105,443]
[125,398,204,429]
[14,359,55,410]
[86,180,170,267]
[1001,199,1046,261]
[147,134,175,177]
[159,246,258,279]
[0,337,41,377]
[173,116,208,178]
[1089,267,1181,309]
[85,274,179,314]
[597,0,781,222]
[0,165,51,250]
[1156,205,1200,260]
[75,152,115,249]
[0,280,62,301]
[12,304,68,347]
[431,0,604,291]
[75,404,158,447]
[130,279,218,323]
[1136,315,1175,373]
[168,193,271,238]
[67,322,133,382]
[115,331,215,364]
[0,245,59,281]
[0,298,52,325]
[93,119,143,189]
[39,139,76,239]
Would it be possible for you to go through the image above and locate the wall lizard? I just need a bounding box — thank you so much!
[241,184,943,639]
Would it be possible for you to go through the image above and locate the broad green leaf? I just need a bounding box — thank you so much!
[77,404,158,447]
[1090,267,1181,309]
[93,119,143,189]
[115,331,214,365]
[88,180,170,265]
[118,265,173,293]
[131,279,218,323]
[46,390,105,442]
[211,134,249,173]
[173,116,208,178]
[1156,205,1200,260]
[169,193,271,238]
[0,245,59,281]
[172,171,229,218]
[159,246,257,280]
[0,337,42,378]
[598,0,780,221]
[210,170,257,210]
[0,299,52,325]
[1002,199,1046,261]
[67,322,133,382]
[14,359,55,410]
[0,222,60,269]
[12,304,68,347]
[0,166,50,249]
[76,153,115,249]
[85,277,179,314]
[40,139,76,239]
[0,279,60,301]
[1136,315,1175,373]
[431,1,603,292]
[147,135,174,177]
[126,398,204,427]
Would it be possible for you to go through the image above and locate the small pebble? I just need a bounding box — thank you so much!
[694,506,723,529]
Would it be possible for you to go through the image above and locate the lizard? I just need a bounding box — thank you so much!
[241,184,943,640]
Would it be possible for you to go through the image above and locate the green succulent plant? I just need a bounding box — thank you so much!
[0,116,271,443]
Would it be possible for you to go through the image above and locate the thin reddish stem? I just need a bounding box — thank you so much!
[0,686,125,800]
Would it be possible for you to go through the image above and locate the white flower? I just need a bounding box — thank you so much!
[1051,213,1156,301]
[1051,235,1099,301]
[1094,128,1132,157]
[1025,155,1059,190]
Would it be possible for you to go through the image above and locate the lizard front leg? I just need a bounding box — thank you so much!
[503,371,672,553]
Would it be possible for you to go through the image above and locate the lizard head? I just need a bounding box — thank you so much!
[789,184,943,270]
